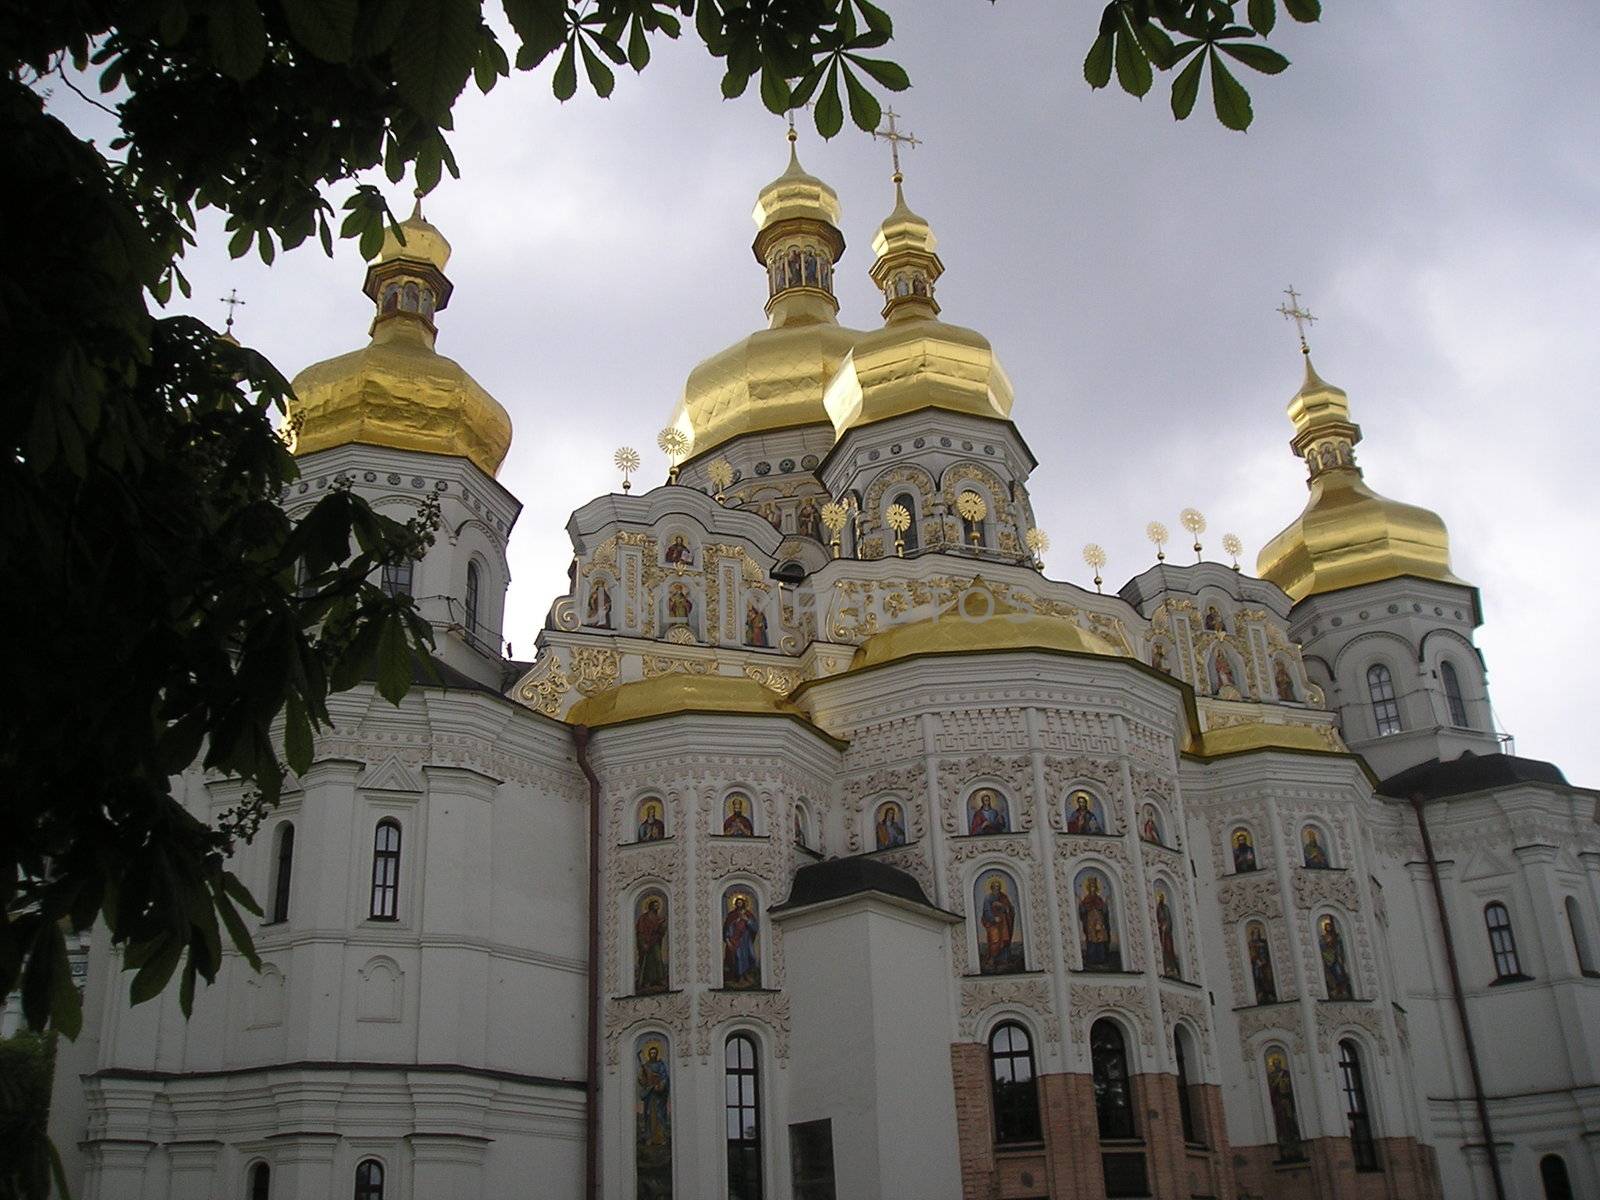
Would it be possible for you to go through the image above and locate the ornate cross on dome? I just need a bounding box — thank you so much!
[219,288,246,333]
[872,107,921,181]
[1277,285,1317,354]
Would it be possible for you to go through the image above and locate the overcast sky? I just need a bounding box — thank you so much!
[52,1,1600,783]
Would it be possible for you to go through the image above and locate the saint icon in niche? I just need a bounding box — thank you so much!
[1319,915,1353,999]
[1150,642,1169,674]
[665,582,693,629]
[634,892,669,994]
[1274,659,1297,702]
[1265,1049,1304,1160]
[1232,828,1258,873]
[637,801,665,842]
[1204,605,1226,633]
[803,248,819,287]
[793,805,807,847]
[635,1034,673,1198]
[1156,887,1181,978]
[1302,827,1331,869]
[759,501,782,531]
[975,869,1024,975]
[721,889,761,989]
[1075,868,1122,971]
[664,534,694,565]
[1066,790,1106,835]
[1247,920,1278,1004]
[787,247,803,287]
[1140,804,1163,845]
[875,801,906,850]
[797,497,822,541]
[722,793,755,837]
[967,788,1010,836]
[586,578,613,629]
[1210,651,1239,694]
[745,601,769,647]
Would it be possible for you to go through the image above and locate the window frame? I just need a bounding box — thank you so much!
[1440,659,1469,727]
[1566,896,1597,976]
[1091,1018,1138,1141]
[354,1158,385,1200]
[1366,663,1402,736]
[369,818,402,921]
[1337,1039,1380,1171]
[988,1020,1043,1146]
[380,558,414,598]
[891,491,920,553]
[248,1160,271,1200]
[1174,1028,1203,1146]
[269,821,294,925]
[464,560,481,640]
[1484,901,1524,980]
[724,1032,764,1200]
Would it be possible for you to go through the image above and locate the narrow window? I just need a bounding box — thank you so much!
[892,492,919,552]
[1367,664,1402,736]
[465,561,481,639]
[1338,1040,1379,1170]
[1567,897,1596,975]
[354,1159,384,1200]
[270,822,294,924]
[1174,1029,1202,1146]
[1091,1019,1136,1140]
[788,1119,837,1200]
[725,1033,763,1200]
[1441,661,1469,727]
[370,819,402,920]
[1484,902,1523,979]
[988,1021,1042,1144]
[249,1162,270,1200]
[1541,1154,1575,1200]
[381,558,414,598]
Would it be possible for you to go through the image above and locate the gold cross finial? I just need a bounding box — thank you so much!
[872,107,921,182]
[1277,285,1317,354]
[220,288,246,333]
[785,101,814,146]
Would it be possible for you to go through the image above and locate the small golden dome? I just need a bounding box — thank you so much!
[1258,356,1460,601]
[286,204,512,478]
[752,141,842,230]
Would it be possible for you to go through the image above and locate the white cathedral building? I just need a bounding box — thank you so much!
[48,141,1600,1200]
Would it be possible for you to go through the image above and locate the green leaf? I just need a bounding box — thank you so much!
[474,33,510,93]
[1247,0,1277,35]
[375,612,414,706]
[627,19,650,71]
[1114,14,1154,97]
[841,63,881,132]
[759,63,789,114]
[207,0,267,80]
[552,37,577,101]
[1208,47,1254,130]
[1083,31,1113,89]
[1283,0,1321,21]
[1217,42,1290,74]
[129,934,184,1005]
[813,62,844,138]
[579,37,616,98]
[392,1,482,120]
[355,0,412,55]
[854,0,894,38]
[215,889,262,972]
[1170,49,1205,120]
[222,870,265,918]
[283,692,313,774]
[279,0,357,63]
[846,54,910,92]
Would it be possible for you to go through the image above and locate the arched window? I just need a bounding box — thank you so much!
[249,1161,270,1200]
[1174,1027,1204,1146]
[989,1021,1042,1144]
[725,1033,763,1200]
[1338,1040,1379,1170]
[1367,664,1402,736]
[1566,897,1596,975]
[892,492,919,552]
[464,561,481,639]
[380,557,414,598]
[1484,902,1523,979]
[354,1159,384,1200]
[1091,1019,1136,1140]
[370,819,402,920]
[270,822,294,924]
[1540,1154,1575,1200]
[1441,660,1469,727]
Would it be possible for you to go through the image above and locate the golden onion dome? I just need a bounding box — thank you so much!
[287,202,512,478]
[671,139,862,461]
[1257,355,1461,601]
[825,178,1013,440]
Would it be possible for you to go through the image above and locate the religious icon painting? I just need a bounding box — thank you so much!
[1064,789,1108,835]
[1231,827,1258,873]
[1301,825,1332,869]
[793,804,807,848]
[1074,867,1122,972]
[1264,1046,1304,1161]
[636,799,666,843]
[721,887,761,989]
[722,792,755,837]
[635,1032,673,1199]
[1203,605,1227,633]
[1209,649,1240,694]
[633,890,670,995]
[664,582,694,632]
[874,800,907,850]
[1154,885,1182,978]
[1246,920,1279,1005]
[974,868,1025,975]
[1274,658,1297,702]
[586,577,614,629]
[744,599,770,648]
[663,534,694,566]
[1318,914,1354,1000]
[1139,803,1164,845]
[966,787,1010,836]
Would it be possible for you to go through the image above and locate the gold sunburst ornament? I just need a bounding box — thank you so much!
[707,458,734,503]
[1146,520,1169,562]
[1025,527,1049,568]
[657,426,690,484]
[1082,542,1107,592]
[1222,532,1243,572]
[821,500,848,558]
[613,445,640,492]
[1180,507,1206,561]
[956,491,988,546]
[885,503,911,557]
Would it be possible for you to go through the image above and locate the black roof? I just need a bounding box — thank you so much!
[1379,752,1571,802]
[779,856,943,913]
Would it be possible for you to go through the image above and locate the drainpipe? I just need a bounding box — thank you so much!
[1410,793,1507,1200]
[573,724,602,1200]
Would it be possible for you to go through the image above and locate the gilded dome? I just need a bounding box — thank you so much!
[566,673,812,730]
[752,141,842,229]
[287,205,512,478]
[1257,356,1460,601]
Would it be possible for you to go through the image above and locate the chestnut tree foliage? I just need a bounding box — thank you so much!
[0,0,1318,1039]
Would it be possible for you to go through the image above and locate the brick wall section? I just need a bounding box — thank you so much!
[1233,1135,1443,1200]
[1193,1084,1236,1199]
[951,1041,999,1199]
[1130,1075,1237,1200]
[1039,1072,1103,1198]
